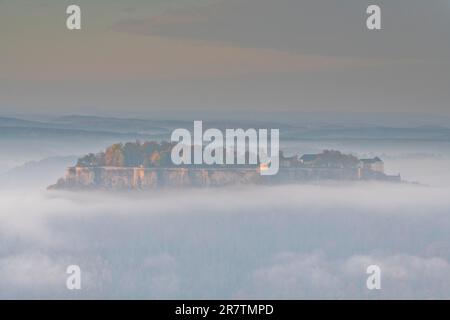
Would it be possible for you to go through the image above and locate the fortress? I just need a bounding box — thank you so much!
[49,153,401,190]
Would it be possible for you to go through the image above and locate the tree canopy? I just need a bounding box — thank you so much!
[76,141,175,168]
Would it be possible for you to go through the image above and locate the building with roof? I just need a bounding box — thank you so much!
[359,157,384,173]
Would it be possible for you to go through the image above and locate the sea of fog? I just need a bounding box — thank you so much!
[1,136,450,299]
[1,182,450,299]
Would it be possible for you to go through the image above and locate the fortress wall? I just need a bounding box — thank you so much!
[55,167,266,190]
[52,166,377,190]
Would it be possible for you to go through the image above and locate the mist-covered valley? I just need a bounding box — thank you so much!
[1,114,450,299]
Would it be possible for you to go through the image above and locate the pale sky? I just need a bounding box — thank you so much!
[1,0,449,117]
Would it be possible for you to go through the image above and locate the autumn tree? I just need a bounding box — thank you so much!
[105,143,125,167]
[149,150,161,167]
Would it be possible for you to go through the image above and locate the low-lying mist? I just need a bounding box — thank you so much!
[1,182,450,299]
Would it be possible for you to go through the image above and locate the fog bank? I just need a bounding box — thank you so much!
[1,183,449,299]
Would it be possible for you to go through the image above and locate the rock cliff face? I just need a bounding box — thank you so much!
[48,166,377,190]
[49,166,263,190]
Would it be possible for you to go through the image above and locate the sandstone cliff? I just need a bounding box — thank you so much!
[48,166,380,190]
